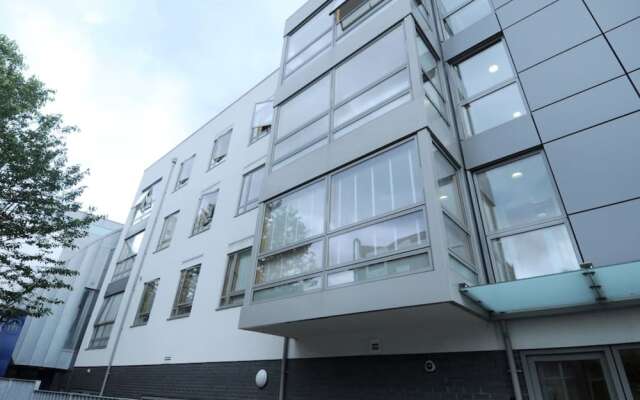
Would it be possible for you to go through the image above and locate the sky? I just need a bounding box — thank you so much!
[0,0,306,223]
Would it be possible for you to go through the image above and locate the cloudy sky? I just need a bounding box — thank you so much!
[0,0,306,223]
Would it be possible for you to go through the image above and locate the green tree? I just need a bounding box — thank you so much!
[0,34,99,320]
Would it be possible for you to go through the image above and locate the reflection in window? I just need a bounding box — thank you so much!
[444,215,473,264]
[534,359,612,400]
[331,140,422,229]
[416,29,444,115]
[328,253,430,287]
[132,182,157,224]
[238,166,265,214]
[175,156,195,190]
[192,191,218,235]
[619,348,640,399]
[89,293,123,348]
[455,41,526,135]
[210,131,232,168]
[171,266,200,317]
[261,180,326,252]
[220,248,253,307]
[133,279,159,326]
[251,101,273,143]
[329,211,428,266]
[253,276,322,302]
[433,149,463,221]
[256,240,324,285]
[157,212,179,251]
[113,231,145,282]
[442,0,492,38]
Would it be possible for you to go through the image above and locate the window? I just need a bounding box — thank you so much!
[440,0,493,38]
[112,231,144,281]
[88,293,123,349]
[413,0,434,31]
[171,266,200,317]
[416,29,445,117]
[157,212,179,251]
[434,149,464,222]
[237,166,265,215]
[276,75,331,140]
[220,248,253,307]
[475,154,579,281]
[175,156,195,190]
[335,0,382,30]
[192,191,218,235]
[618,347,640,399]
[455,41,526,136]
[210,130,231,168]
[64,289,97,350]
[255,139,430,301]
[132,182,158,224]
[251,101,273,143]
[133,279,159,326]
[328,252,430,287]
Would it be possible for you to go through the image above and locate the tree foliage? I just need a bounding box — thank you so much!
[0,34,99,320]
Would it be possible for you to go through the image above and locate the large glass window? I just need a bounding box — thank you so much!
[260,180,326,252]
[476,154,579,281]
[171,265,200,318]
[434,149,463,222]
[192,191,218,235]
[210,130,232,168]
[330,140,422,229]
[441,0,493,38]
[328,252,429,287]
[88,293,123,349]
[237,166,265,215]
[255,139,430,301]
[157,211,178,251]
[220,248,253,307]
[112,231,144,282]
[133,279,158,326]
[251,101,273,143]
[455,41,526,136]
[175,156,195,190]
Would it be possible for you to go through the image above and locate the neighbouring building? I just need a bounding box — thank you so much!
[7,216,123,388]
[63,0,640,399]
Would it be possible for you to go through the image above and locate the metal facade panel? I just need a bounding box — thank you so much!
[606,17,640,73]
[583,0,640,32]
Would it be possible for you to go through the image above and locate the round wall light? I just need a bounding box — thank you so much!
[255,369,268,389]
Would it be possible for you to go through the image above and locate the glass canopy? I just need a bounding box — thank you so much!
[461,261,640,316]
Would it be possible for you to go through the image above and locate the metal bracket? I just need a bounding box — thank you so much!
[581,262,607,302]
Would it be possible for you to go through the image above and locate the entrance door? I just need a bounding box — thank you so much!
[614,345,640,399]
[526,352,623,400]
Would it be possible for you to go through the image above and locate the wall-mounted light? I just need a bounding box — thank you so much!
[255,369,268,389]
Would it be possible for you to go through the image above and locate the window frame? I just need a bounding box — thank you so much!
[156,211,179,251]
[437,0,494,39]
[450,39,528,137]
[472,151,582,283]
[236,165,266,216]
[87,293,123,349]
[250,100,274,144]
[191,190,219,236]
[253,137,432,302]
[132,181,159,225]
[174,155,195,191]
[209,129,232,169]
[132,279,159,326]
[170,265,201,319]
[415,25,448,122]
[219,247,253,309]
[112,230,145,282]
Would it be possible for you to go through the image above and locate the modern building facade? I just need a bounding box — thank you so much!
[8,216,122,387]
[63,0,640,399]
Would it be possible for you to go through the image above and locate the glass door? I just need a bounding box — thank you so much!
[614,346,640,399]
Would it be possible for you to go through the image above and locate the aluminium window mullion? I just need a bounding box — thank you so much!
[258,234,326,259]
[332,88,411,132]
[333,64,408,109]
[285,41,333,78]
[458,77,517,106]
[327,243,431,272]
[274,111,329,145]
[484,217,567,240]
[328,203,425,237]
[286,27,333,62]
[272,133,330,166]
[438,0,476,19]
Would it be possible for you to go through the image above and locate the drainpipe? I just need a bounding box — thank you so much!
[500,321,523,400]
[99,158,178,396]
[278,337,289,400]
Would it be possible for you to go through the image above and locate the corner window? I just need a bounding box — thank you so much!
[440,0,493,39]
[88,293,123,349]
[171,265,200,318]
[416,28,445,117]
[175,156,195,190]
[335,0,381,30]
[475,153,579,281]
[237,166,265,215]
[251,101,273,143]
[192,191,218,235]
[133,279,159,326]
[157,211,179,251]
[112,231,145,282]
[132,182,158,224]
[220,248,253,307]
[210,130,231,168]
[455,41,526,136]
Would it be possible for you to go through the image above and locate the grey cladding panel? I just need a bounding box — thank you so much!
[606,18,640,73]
[571,198,640,267]
[443,14,501,62]
[545,112,640,213]
[461,115,540,169]
[519,37,624,110]
[583,0,640,32]
[632,70,640,92]
[533,77,640,142]
[497,0,557,29]
[504,0,599,72]
[492,0,512,9]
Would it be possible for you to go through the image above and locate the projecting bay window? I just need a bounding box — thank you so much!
[192,190,218,235]
[170,265,200,318]
[474,153,580,282]
[112,230,144,282]
[250,101,274,143]
[220,248,253,307]
[88,293,123,349]
[133,279,158,326]
[454,40,527,136]
[439,0,493,39]
[273,26,411,169]
[254,139,431,302]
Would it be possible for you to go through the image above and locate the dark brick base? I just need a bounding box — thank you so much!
[66,351,520,400]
